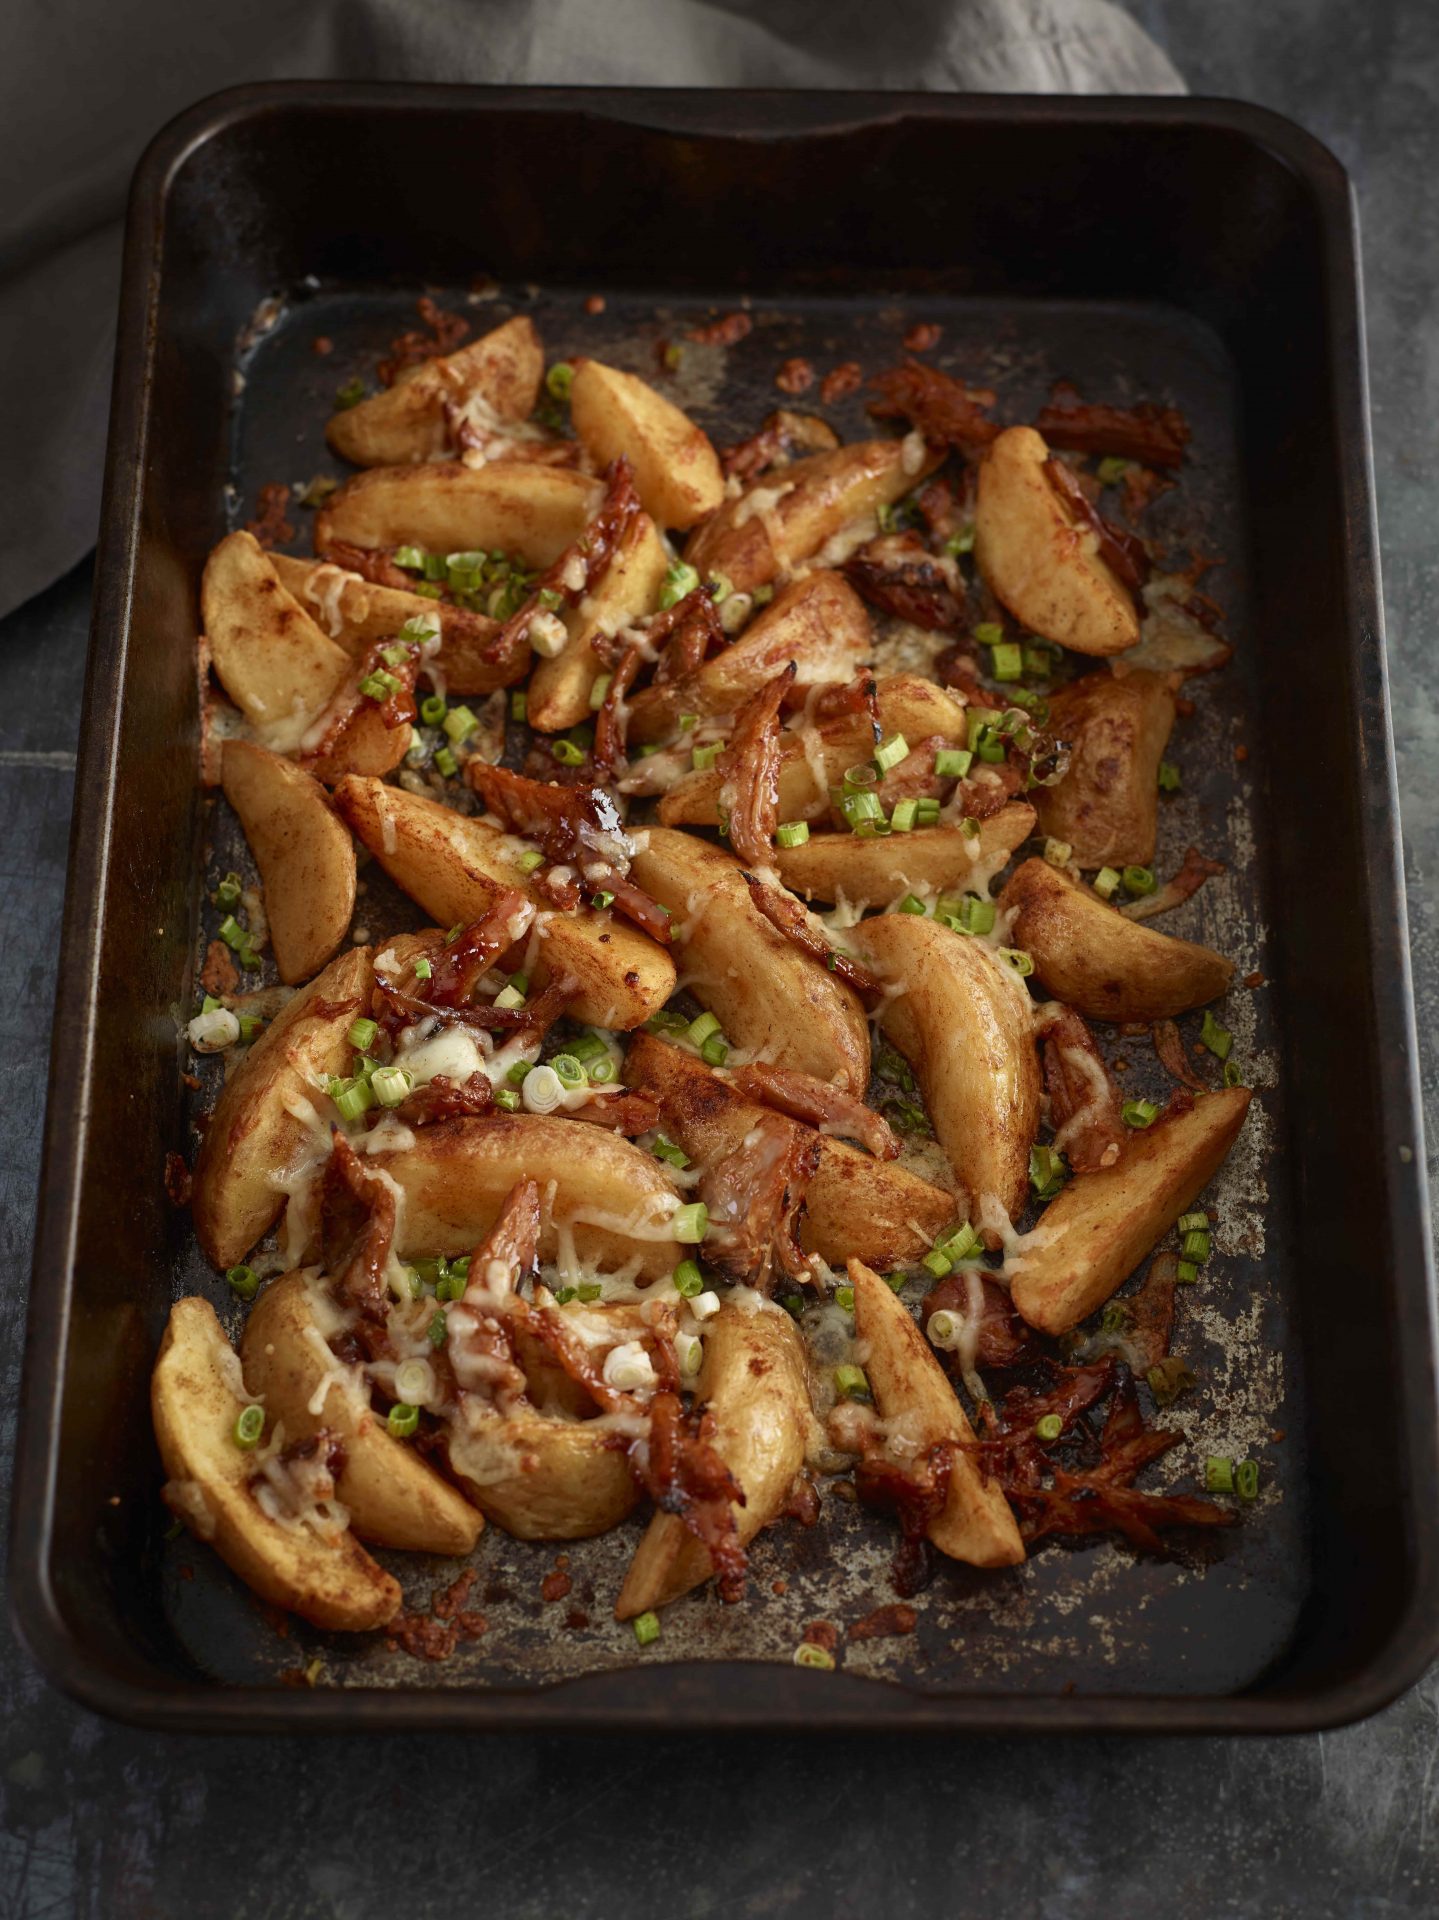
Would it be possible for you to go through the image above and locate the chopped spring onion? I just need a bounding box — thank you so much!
[382,642,413,667]
[568,1032,609,1065]
[359,670,402,702]
[676,1330,704,1376]
[700,1034,728,1067]
[898,893,929,916]
[779,1293,804,1319]
[873,733,909,775]
[494,1087,520,1111]
[1177,1211,1209,1232]
[966,707,999,750]
[492,984,526,1010]
[419,694,446,726]
[706,571,733,603]
[214,872,243,909]
[413,957,433,980]
[387,1404,420,1440]
[776,820,810,849]
[233,1405,265,1449]
[333,1078,375,1124]
[890,798,918,833]
[687,1011,720,1046]
[1158,760,1181,793]
[1093,867,1121,900]
[347,1017,378,1052]
[673,1202,709,1244]
[589,673,612,711]
[226,1264,259,1301]
[433,746,458,777]
[577,1282,603,1304]
[422,551,447,582]
[646,1010,689,1036]
[954,895,996,937]
[551,1053,587,1089]
[659,560,700,610]
[393,546,426,572]
[1199,1010,1233,1060]
[839,790,884,830]
[443,705,478,744]
[927,1309,960,1346]
[689,1290,721,1321]
[521,1064,564,1114]
[552,739,585,767]
[546,361,575,400]
[843,763,878,796]
[944,525,976,555]
[1204,1455,1235,1494]
[834,1284,855,1313]
[1122,864,1157,896]
[1181,1228,1212,1263]
[1043,838,1073,868]
[188,1007,240,1052]
[1122,1098,1159,1129]
[833,1363,871,1403]
[1029,1144,1067,1198]
[972,622,1004,646]
[517,849,545,872]
[632,1610,661,1647]
[427,1310,449,1348]
[923,1248,953,1278]
[1035,1413,1064,1442]
[884,1272,907,1293]
[335,378,367,410]
[990,641,1024,682]
[370,1065,412,1108]
[1235,1460,1261,1501]
[652,1134,690,1169]
[998,947,1034,976]
[915,796,941,827]
[692,742,723,773]
[218,915,247,951]
[934,747,972,780]
[1146,1356,1196,1406]
[510,689,528,723]
[794,1642,835,1670]
[1096,455,1133,485]
[936,1222,982,1264]
[589,1056,616,1083]
[552,1286,578,1305]
[506,1060,533,1086]
[673,1259,704,1297]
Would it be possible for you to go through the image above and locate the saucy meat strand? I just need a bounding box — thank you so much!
[483,455,641,665]
[842,531,965,631]
[740,873,883,1005]
[729,1061,899,1161]
[718,664,794,865]
[321,1132,399,1328]
[867,361,999,455]
[1033,384,1191,469]
[700,1113,820,1291]
[1035,1004,1126,1174]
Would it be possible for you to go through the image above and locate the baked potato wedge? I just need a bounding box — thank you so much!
[326,316,543,467]
[192,946,373,1269]
[269,554,515,696]
[848,1259,1024,1567]
[657,671,968,827]
[999,857,1233,1020]
[203,531,351,752]
[775,807,1036,908]
[527,511,669,731]
[333,776,675,1029]
[221,739,356,985]
[569,358,723,531]
[624,1034,957,1266]
[359,1113,683,1281]
[684,438,943,594]
[614,1300,811,1616]
[240,1271,483,1554]
[316,463,603,565]
[446,1408,640,1539]
[1033,669,1176,867]
[851,913,1040,1221]
[975,426,1140,656]
[1009,1087,1253,1334]
[629,829,869,1093]
[153,1297,400,1631]
[625,570,871,743]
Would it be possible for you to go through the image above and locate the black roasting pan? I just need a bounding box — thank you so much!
[10,84,1438,1733]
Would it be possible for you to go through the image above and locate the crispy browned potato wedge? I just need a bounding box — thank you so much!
[270,554,516,695]
[623,1033,959,1266]
[446,1409,640,1539]
[192,946,373,1269]
[326,316,543,466]
[570,359,724,530]
[1033,669,1176,867]
[316,463,602,564]
[999,857,1233,1020]
[614,1301,811,1616]
[848,1260,1024,1567]
[975,427,1140,656]
[241,1272,482,1554]
[333,776,675,1029]
[851,913,1040,1221]
[626,571,872,743]
[221,739,356,985]
[684,438,943,594]
[359,1114,682,1281]
[203,532,351,750]
[657,671,968,826]
[1009,1087,1253,1333]
[775,807,1036,908]
[629,829,869,1093]
[153,1297,400,1631]
[527,511,669,731]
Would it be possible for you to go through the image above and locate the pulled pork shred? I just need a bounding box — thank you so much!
[717,664,794,865]
[699,1112,820,1291]
[297,639,417,773]
[377,296,469,386]
[1153,1018,1207,1091]
[719,408,839,482]
[921,1272,1040,1371]
[841,531,965,631]
[853,1439,956,1597]
[395,1072,494,1127]
[635,1391,749,1603]
[483,456,640,665]
[740,873,883,1004]
[729,1061,899,1161]
[1035,1004,1126,1173]
[561,1089,663,1136]
[1043,457,1149,597]
[1033,384,1191,469]
[321,1133,398,1330]
[867,360,999,455]
[643,583,726,685]
[1119,847,1225,922]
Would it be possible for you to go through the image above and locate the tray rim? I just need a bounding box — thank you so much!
[11,79,1438,1737]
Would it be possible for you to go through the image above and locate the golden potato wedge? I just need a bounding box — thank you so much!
[446,1408,640,1539]
[527,511,669,731]
[192,946,373,1270]
[657,671,968,827]
[359,1113,682,1281]
[999,857,1233,1020]
[684,438,943,594]
[975,426,1140,656]
[152,1297,399,1631]
[1033,669,1176,867]
[333,776,675,1029]
[614,1301,811,1616]
[203,531,350,751]
[221,739,356,985]
[775,807,1036,908]
[241,1271,482,1554]
[629,829,869,1093]
[625,570,872,743]
[269,555,516,696]
[326,316,543,466]
[570,358,723,531]
[851,913,1040,1221]
[623,1034,958,1267]
[848,1260,1024,1567]
[1009,1087,1253,1333]
[316,463,603,564]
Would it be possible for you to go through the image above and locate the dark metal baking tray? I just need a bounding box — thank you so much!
[11,83,1438,1734]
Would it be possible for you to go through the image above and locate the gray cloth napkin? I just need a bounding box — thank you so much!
[0,0,1183,616]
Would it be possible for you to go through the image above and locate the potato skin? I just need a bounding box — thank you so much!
[570,359,723,531]
[852,913,1040,1221]
[221,739,356,985]
[152,1297,400,1631]
[446,1411,640,1540]
[527,512,668,731]
[623,1033,959,1267]
[203,532,350,749]
[614,1302,811,1617]
[1033,669,1176,867]
[775,808,1036,909]
[975,426,1139,656]
[326,316,543,466]
[999,857,1233,1020]
[1009,1087,1253,1333]
[316,462,602,564]
[192,946,373,1269]
[848,1260,1024,1567]
[241,1272,483,1555]
[630,828,870,1094]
